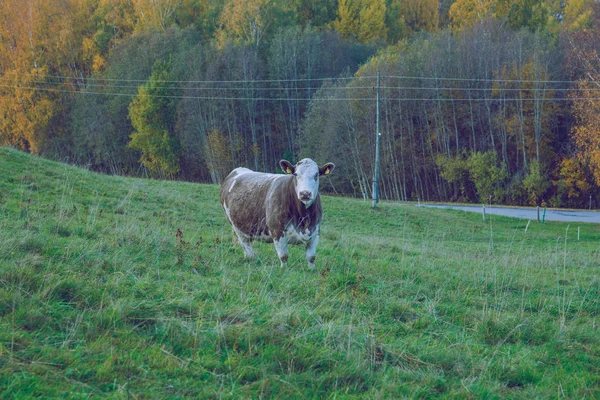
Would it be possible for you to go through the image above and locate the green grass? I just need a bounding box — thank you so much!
[1,146,600,398]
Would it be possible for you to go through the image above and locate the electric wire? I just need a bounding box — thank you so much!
[2,83,599,102]
[1,70,599,102]
[3,75,600,93]
[1,69,595,85]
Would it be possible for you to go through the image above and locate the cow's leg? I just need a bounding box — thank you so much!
[273,235,289,267]
[232,226,255,258]
[305,234,319,270]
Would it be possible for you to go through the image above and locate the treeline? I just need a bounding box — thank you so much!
[1,0,600,208]
[68,27,374,182]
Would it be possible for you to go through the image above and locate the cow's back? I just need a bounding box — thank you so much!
[221,168,290,238]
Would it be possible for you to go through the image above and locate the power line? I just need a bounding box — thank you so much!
[0,77,378,91]
[0,83,374,101]
[0,70,373,84]
[383,75,584,84]
[3,83,600,102]
[4,76,600,94]
[2,70,595,85]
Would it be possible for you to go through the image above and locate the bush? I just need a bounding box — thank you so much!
[467,150,508,203]
[437,150,509,203]
[522,160,550,206]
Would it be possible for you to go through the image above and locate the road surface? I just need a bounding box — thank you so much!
[420,204,600,223]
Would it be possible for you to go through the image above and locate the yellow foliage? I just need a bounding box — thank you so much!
[82,37,97,60]
[217,0,273,48]
[449,0,494,32]
[332,0,358,40]
[492,59,556,164]
[98,0,136,38]
[402,0,439,32]
[132,0,182,32]
[333,0,387,43]
[558,157,591,201]
[572,78,600,185]
[93,54,106,72]
[358,0,387,42]
[564,0,594,31]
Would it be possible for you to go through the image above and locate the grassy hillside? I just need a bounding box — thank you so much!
[1,147,599,398]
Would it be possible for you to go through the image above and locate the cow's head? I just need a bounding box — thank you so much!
[280,158,335,207]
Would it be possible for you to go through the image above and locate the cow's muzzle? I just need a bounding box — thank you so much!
[299,190,312,201]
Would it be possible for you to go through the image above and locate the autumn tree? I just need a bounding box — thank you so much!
[358,0,388,42]
[554,157,592,207]
[436,152,474,201]
[501,0,550,31]
[467,150,509,203]
[567,4,600,186]
[0,0,89,153]
[571,79,600,185]
[84,0,137,72]
[449,0,495,31]
[128,59,181,176]
[563,0,596,31]
[522,160,550,205]
[216,0,288,49]
[385,0,409,43]
[333,0,387,43]
[293,0,337,28]
[401,0,439,33]
[132,0,182,32]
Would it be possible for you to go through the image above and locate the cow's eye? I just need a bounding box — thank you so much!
[314,173,318,181]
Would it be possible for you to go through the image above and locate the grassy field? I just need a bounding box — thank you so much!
[1,146,599,398]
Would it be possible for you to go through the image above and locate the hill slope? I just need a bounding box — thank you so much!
[1,147,599,398]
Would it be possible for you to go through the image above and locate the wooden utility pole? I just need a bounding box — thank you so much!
[372,71,381,208]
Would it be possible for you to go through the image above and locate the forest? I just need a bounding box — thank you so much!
[2,0,600,207]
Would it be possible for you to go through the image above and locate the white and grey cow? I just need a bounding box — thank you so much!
[220,158,335,269]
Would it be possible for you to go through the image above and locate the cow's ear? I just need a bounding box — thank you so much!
[280,160,295,175]
[319,163,335,176]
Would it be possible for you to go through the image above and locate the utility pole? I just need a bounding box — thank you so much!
[372,71,381,208]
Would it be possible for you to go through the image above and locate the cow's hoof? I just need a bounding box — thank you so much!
[280,254,289,264]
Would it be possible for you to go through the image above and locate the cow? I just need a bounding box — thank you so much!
[220,158,335,270]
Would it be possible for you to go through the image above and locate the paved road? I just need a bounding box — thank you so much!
[420,204,600,223]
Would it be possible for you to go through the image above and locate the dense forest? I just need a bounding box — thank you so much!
[2,0,600,207]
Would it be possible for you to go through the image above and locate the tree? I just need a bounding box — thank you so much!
[333,0,387,43]
[467,150,508,203]
[522,160,550,205]
[205,129,234,183]
[502,0,550,31]
[572,79,600,185]
[332,0,358,40]
[132,0,182,32]
[385,0,409,43]
[436,152,473,201]
[567,4,600,186]
[357,0,388,42]
[85,0,137,71]
[216,0,286,49]
[401,0,439,33]
[292,0,337,28]
[563,0,595,31]
[128,59,181,176]
[554,157,592,208]
[449,0,494,31]
[0,0,85,153]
